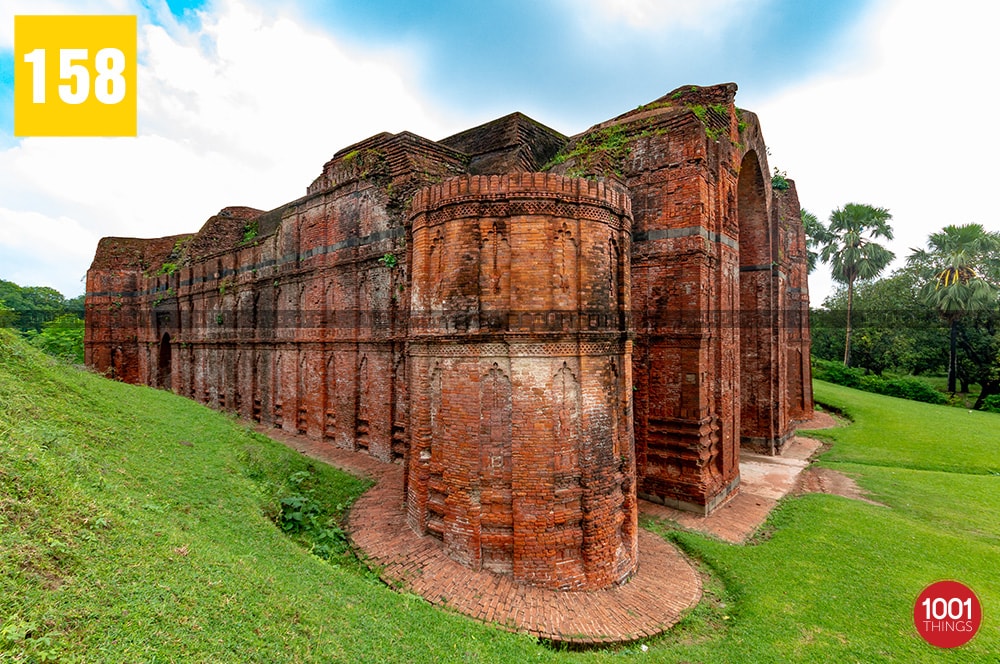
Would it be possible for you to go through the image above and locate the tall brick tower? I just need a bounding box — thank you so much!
[406,174,637,590]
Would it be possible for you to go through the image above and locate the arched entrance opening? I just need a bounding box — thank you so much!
[736,151,778,451]
[158,332,172,391]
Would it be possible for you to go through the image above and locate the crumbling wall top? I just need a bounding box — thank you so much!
[306,131,467,196]
[185,206,264,263]
[89,234,191,272]
[439,112,567,175]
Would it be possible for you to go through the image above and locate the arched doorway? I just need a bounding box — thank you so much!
[736,151,778,451]
[158,332,172,391]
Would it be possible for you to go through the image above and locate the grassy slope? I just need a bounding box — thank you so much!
[629,380,1000,663]
[2,332,998,662]
[0,331,544,663]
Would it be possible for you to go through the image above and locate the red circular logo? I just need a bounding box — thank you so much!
[914,580,982,648]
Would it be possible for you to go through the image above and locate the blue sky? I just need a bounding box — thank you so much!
[1,0,997,302]
[301,0,870,125]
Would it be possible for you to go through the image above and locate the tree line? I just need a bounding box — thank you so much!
[0,280,86,363]
[806,203,1000,410]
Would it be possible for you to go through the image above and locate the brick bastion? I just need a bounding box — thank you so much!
[85,83,813,597]
[406,174,636,590]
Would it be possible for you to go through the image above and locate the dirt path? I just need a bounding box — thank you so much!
[793,464,884,506]
[791,410,884,506]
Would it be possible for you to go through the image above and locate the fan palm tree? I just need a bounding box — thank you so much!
[907,223,1000,393]
[818,203,895,366]
[801,208,828,274]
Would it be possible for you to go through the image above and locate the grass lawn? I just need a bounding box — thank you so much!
[2,330,998,662]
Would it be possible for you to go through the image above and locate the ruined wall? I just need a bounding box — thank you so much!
[86,83,813,587]
[406,174,636,590]
[86,234,193,384]
[87,131,471,465]
[775,182,815,422]
[548,83,809,509]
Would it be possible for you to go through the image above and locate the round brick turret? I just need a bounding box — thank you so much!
[406,173,637,591]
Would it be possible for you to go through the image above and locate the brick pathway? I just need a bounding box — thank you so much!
[641,436,824,543]
[262,421,835,644]
[348,463,701,645]
[262,426,701,645]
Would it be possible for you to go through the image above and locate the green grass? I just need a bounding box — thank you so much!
[0,331,542,662]
[2,332,998,662]
[806,380,1000,475]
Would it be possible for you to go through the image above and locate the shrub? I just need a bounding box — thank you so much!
[876,376,947,405]
[274,469,350,560]
[812,358,865,389]
[811,357,947,405]
[982,394,1000,413]
[771,168,790,191]
[25,313,84,363]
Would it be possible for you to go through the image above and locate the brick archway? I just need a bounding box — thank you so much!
[736,150,779,451]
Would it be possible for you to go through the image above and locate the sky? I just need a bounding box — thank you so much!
[1,0,998,305]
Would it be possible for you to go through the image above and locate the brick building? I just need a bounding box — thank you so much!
[86,83,812,591]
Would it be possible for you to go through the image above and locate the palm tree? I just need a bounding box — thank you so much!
[800,208,828,274]
[818,203,895,366]
[907,223,1000,393]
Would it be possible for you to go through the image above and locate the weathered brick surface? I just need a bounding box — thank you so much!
[85,82,812,590]
[406,174,635,590]
[549,83,813,509]
[349,453,700,645]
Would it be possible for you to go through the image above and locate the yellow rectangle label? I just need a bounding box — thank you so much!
[14,15,137,137]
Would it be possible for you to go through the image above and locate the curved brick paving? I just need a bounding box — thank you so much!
[266,424,828,644]
[348,463,701,645]
[265,427,701,646]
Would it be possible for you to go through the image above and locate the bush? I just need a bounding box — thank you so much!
[24,313,84,363]
[812,358,865,389]
[811,358,947,405]
[982,394,1000,413]
[274,469,350,560]
[876,376,948,404]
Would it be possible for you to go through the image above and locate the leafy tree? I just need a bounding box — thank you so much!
[65,293,86,316]
[817,203,895,366]
[0,280,72,332]
[0,300,15,328]
[0,279,86,362]
[907,223,1000,393]
[955,313,1000,409]
[812,271,946,376]
[26,314,85,364]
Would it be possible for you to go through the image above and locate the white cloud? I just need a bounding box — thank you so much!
[0,208,96,256]
[754,0,1000,304]
[0,208,98,291]
[0,0,455,297]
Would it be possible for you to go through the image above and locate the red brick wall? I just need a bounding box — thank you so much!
[775,182,814,421]
[548,83,811,510]
[406,174,636,590]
